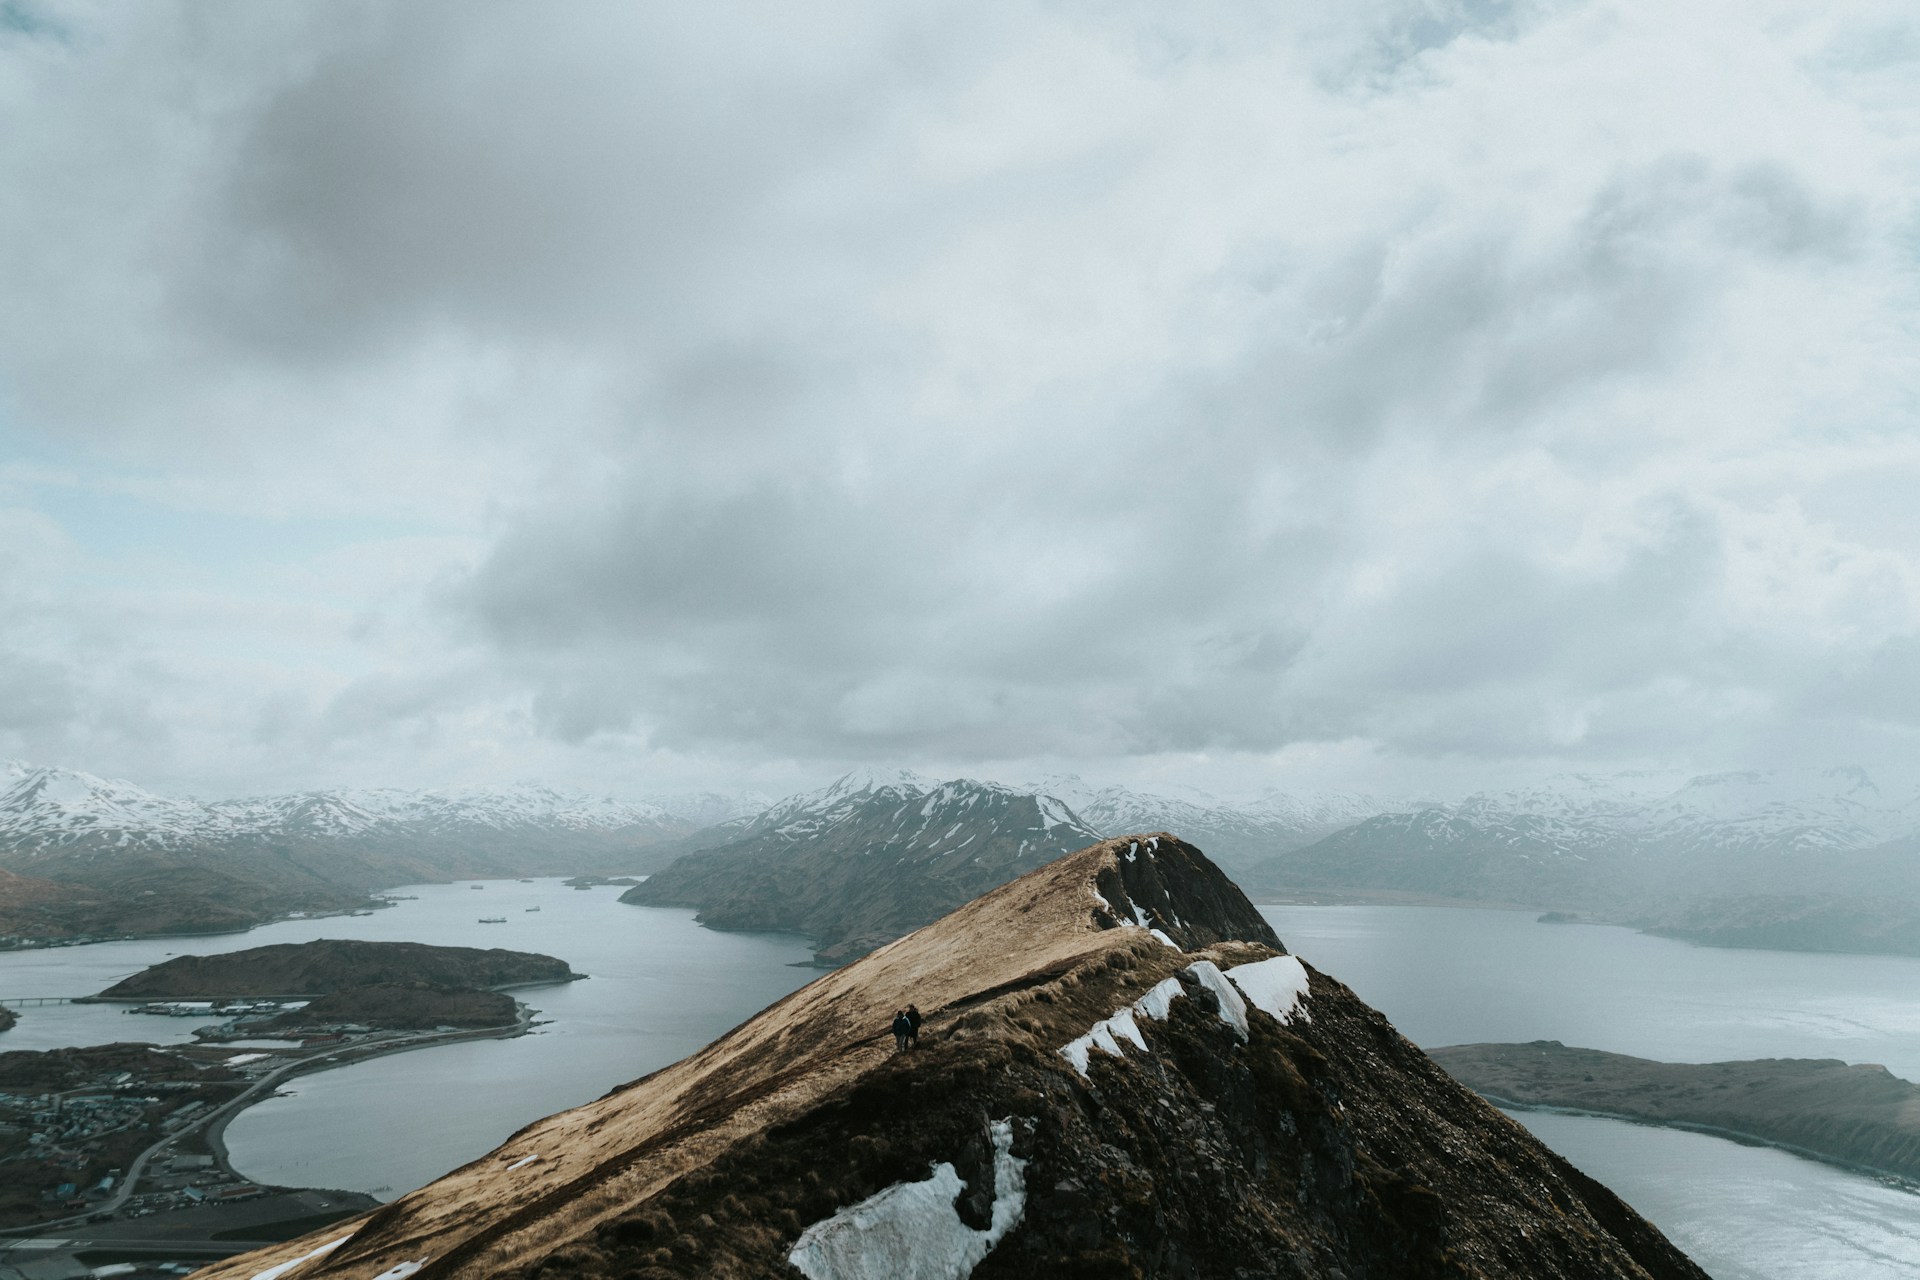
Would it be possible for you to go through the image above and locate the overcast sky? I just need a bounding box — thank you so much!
[1,0,1917,801]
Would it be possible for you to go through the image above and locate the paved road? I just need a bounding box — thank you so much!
[0,1233,251,1256]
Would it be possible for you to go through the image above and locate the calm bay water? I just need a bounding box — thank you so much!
[1258,904,1920,1280]
[0,879,814,1197]
[3,889,1916,1276]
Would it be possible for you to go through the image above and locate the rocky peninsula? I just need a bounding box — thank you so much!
[1433,1040,1920,1181]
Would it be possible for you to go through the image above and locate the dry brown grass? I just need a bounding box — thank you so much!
[201,836,1210,1280]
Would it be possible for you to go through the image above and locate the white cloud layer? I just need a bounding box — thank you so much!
[1,0,1918,797]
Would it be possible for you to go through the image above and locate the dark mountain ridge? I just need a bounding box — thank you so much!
[625,772,1104,964]
[208,835,1705,1280]
[1434,1040,1920,1182]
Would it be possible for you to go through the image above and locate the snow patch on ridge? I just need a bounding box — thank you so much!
[1060,962,1257,1077]
[1183,961,1249,1039]
[248,1235,353,1280]
[1226,955,1312,1025]
[788,1119,1027,1280]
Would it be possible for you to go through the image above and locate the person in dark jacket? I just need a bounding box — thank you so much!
[891,1009,911,1053]
[905,1004,923,1048]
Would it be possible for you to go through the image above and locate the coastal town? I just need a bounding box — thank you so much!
[0,939,574,1279]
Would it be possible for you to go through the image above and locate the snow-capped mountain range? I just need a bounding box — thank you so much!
[1364,767,1920,861]
[1257,766,1920,924]
[0,760,726,857]
[1024,774,1393,869]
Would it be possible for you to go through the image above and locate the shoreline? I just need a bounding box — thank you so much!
[1484,1094,1920,1192]
[200,1004,540,1190]
[0,1004,540,1237]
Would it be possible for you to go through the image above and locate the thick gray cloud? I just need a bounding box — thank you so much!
[1,0,1917,796]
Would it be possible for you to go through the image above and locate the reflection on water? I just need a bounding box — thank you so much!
[1260,904,1920,1280]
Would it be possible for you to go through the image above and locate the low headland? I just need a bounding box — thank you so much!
[1433,1040,1920,1182]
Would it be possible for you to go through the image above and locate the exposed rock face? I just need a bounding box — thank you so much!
[207,836,1706,1280]
[96,939,578,999]
[625,774,1102,965]
[1434,1040,1920,1181]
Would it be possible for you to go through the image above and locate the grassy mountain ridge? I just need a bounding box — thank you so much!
[206,835,1707,1280]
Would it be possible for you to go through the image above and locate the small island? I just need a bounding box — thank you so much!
[1433,1040,1920,1181]
[96,938,580,1000]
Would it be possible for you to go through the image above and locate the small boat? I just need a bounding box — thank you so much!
[478,916,507,924]
[470,884,485,890]
[525,906,541,912]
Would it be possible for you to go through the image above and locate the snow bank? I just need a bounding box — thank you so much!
[1123,900,1179,949]
[370,1263,425,1280]
[1226,955,1312,1025]
[788,1119,1027,1280]
[1132,975,1184,1021]
[1183,961,1249,1039]
[248,1234,353,1280]
[1060,959,1255,1078]
[506,1153,541,1171]
[1060,1004,1151,1075]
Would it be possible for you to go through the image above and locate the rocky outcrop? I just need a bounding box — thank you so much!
[1434,1040,1920,1181]
[208,835,1705,1280]
[96,939,579,999]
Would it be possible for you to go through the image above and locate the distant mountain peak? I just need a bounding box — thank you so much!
[814,766,935,801]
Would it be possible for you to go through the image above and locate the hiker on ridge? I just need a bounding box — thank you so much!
[891,1009,911,1053]
[905,1004,923,1049]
